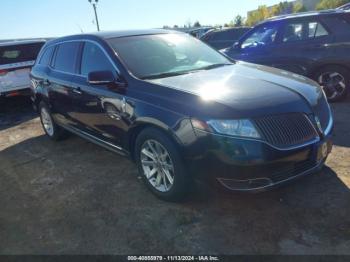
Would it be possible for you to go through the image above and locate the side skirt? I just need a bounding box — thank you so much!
[59,124,130,157]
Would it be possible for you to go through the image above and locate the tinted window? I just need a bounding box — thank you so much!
[283,23,303,42]
[53,42,80,73]
[227,29,249,40]
[242,24,279,48]
[39,46,54,65]
[0,42,44,65]
[213,31,231,41]
[80,42,113,76]
[308,22,329,39]
[108,34,230,79]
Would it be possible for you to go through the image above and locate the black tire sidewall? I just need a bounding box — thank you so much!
[314,65,349,102]
[135,127,189,201]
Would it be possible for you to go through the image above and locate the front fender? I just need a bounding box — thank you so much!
[124,100,197,158]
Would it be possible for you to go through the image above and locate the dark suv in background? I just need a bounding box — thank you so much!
[222,9,350,102]
[201,27,251,50]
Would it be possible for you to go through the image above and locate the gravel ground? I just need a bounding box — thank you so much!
[0,96,349,255]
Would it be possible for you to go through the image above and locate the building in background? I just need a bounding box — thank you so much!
[247,0,320,17]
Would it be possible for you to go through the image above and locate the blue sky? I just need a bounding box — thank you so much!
[1,0,284,39]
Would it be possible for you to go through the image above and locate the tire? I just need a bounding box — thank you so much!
[313,65,349,102]
[39,102,67,141]
[135,127,191,202]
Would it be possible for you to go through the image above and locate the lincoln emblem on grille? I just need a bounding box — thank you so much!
[315,116,323,134]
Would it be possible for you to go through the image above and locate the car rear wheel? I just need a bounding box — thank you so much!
[135,127,191,202]
[39,102,67,141]
[314,65,349,102]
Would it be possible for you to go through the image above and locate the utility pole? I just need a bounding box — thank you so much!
[88,0,100,31]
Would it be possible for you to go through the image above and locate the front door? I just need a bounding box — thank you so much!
[231,22,281,65]
[69,41,128,146]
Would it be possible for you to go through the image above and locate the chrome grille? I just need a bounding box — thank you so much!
[254,113,319,149]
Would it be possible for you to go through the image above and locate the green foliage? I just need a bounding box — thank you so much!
[246,5,270,26]
[245,0,345,26]
[233,15,244,27]
[316,0,350,10]
[270,1,294,16]
[193,21,201,27]
[293,2,307,13]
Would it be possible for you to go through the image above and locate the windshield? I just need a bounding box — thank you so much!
[241,24,279,49]
[107,34,232,79]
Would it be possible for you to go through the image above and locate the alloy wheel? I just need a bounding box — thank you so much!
[140,139,175,192]
[41,107,54,136]
[318,71,347,100]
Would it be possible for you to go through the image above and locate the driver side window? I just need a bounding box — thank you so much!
[283,23,304,42]
[80,42,114,76]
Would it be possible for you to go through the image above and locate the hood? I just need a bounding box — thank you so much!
[147,61,325,119]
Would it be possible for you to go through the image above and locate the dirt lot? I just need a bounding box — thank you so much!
[0,96,349,255]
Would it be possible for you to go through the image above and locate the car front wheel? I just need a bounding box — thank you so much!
[135,127,191,202]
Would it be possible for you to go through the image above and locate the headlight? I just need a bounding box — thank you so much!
[192,119,261,139]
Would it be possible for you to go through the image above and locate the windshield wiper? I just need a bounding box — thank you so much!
[198,63,232,71]
[141,71,191,80]
[141,63,233,80]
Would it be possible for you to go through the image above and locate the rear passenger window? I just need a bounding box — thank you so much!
[53,42,80,73]
[308,22,329,39]
[283,23,303,42]
[39,46,54,65]
[80,42,113,76]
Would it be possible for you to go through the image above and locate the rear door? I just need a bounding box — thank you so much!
[270,19,333,75]
[48,41,81,126]
[0,42,44,95]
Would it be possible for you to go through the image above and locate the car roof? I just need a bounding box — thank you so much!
[0,39,47,47]
[209,27,251,32]
[46,29,182,45]
[264,8,350,23]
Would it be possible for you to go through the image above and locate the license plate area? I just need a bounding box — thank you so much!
[317,140,333,162]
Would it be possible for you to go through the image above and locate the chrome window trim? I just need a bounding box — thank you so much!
[47,39,120,76]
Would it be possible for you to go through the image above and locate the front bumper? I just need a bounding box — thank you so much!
[186,129,333,192]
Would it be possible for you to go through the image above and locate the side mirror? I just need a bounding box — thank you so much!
[88,70,127,89]
[88,70,116,85]
[233,42,241,49]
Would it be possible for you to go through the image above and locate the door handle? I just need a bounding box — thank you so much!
[42,79,50,85]
[308,44,324,49]
[72,86,82,95]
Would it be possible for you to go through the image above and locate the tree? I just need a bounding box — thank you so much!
[316,0,350,10]
[233,15,243,27]
[246,5,270,26]
[293,2,307,13]
[173,25,179,28]
[193,21,201,27]
[270,1,294,16]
